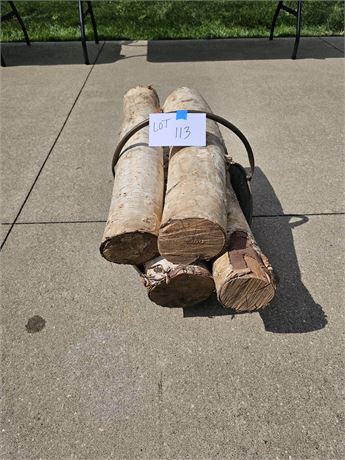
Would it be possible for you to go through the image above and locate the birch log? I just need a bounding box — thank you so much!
[158,87,227,265]
[141,121,214,309]
[100,86,164,265]
[141,256,214,308]
[213,172,277,312]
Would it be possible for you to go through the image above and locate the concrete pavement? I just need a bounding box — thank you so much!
[1,38,344,459]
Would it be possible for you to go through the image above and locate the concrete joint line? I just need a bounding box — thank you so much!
[0,42,106,251]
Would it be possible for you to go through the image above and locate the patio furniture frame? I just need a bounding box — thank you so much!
[1,1,98,66]
[1,1,30,67]
[78,0,99,64]
[270,0,303,59]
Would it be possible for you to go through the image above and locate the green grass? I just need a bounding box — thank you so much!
[1,0,344,42]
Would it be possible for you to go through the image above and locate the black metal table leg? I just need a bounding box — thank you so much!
[269,0,303,59]
[292,0,303,59]
[87,1,99,44]
[9,1,30,46]
[1,1,31,66]
[269,1,283,40]
[78,0,89,64]
[78,0,99,65]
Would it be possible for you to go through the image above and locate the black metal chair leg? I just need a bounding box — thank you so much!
[269,0,283,40]
[87,1,99,44]
[292,0,303,59]
[9,1,30,46]
[78,0,89,65]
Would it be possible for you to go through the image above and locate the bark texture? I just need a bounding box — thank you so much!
[213,171,277,311]
[141,256,214,308]
[100,86,164,265]
[158,87,227,264]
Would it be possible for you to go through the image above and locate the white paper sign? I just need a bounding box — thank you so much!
[149,112,206,147]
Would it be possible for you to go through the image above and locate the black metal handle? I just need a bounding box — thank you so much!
[112,111,255,181]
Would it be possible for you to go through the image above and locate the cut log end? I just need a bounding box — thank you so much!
[213,231,277,312]
[100,232,158,265]
[143,257,214,308]
[218,276,276,312]
[148,273,215,308]
[158,218,226,264]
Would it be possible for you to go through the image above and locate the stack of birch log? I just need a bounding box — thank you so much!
[100,86,277,312]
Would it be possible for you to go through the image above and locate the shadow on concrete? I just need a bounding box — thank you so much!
[2,37,343,67]
[147,37,344,62]
[2,38,343,66]
[1,41,122,66]
[183,167,328,334]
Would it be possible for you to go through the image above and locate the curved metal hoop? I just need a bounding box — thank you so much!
[112,111,255,180]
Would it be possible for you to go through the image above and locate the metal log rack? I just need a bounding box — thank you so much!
[111,110,256,240]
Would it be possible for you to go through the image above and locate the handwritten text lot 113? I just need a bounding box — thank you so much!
[149,113,206,147]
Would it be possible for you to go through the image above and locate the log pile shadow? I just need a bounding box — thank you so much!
[183,167,328,334]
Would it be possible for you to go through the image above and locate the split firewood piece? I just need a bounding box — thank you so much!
[213,173,277,312]
[141,256,214,308]
[100,86,164,265]
[158,87,228,264]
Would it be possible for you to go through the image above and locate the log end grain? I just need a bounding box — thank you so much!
[143,257,215,308]
[158,218,226,264]
[148,272,215,308]
[100,231,158,265]
[213,231,277,312]
[218,276,276,312]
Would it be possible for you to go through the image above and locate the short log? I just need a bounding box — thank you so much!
[213,173,277,311]
[141,256,214,308]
